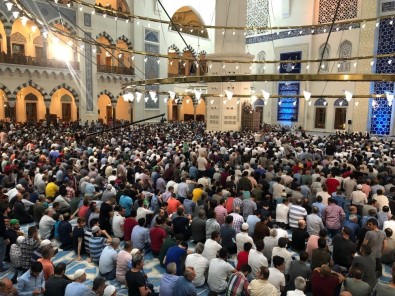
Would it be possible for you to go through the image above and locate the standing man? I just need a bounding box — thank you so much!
[322,198,345,238]
[362,218,386,277]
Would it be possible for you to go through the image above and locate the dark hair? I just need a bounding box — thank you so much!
[353,266,364,280]
[318,237,327,248]
[225,215,233,224]
[240,264,252,274]
[278,237,288,248]
[27,226,37,237]
[255,240,265,252]
[272,255,285,268]
[260,266,270,280]
[130,209,137,218]
[54,263,66,275]
[218,247,228,259]
[319,229,328,237]
[367,218,378,227]
[138,218,145,226]
[243,242,253,252]
[92,277,106,291]
[300,252,309,262]
[31,261,43,273]
[360,244,372,255]
[211,230,220,240]
[385,228,393,238]
[90,218,99,228]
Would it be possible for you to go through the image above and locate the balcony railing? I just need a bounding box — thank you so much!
[97,65,135,75]
[0,53,80,70]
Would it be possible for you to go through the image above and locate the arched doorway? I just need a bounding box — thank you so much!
[96,35,112,72]
[254,98,264,124]
[15,86,46,122]
[116,96,131,122]
[49,89,78,122]
[98,94,113,124]
[333,98,348,130]
[314,98,327,129]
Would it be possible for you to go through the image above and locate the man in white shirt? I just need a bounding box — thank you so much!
[236,223,255,254]
[112,206,125,239]
[99,238,120,280]
[271,237,292,273]
[38,208,55,239]
[248,240,268,279]
[185,242,209,287]
[207,248,237,293]
[202,231,222,261]
[268,256,286,296]
[383,215,395,238]
[350,184,368,206]
[276,197,290,228]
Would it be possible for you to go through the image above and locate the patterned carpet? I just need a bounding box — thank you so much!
[0,220,393,295]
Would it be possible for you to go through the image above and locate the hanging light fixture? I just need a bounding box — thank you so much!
[261,90,270,101]
[5,1,13,11]
[386,92,394,107]
[136,92,143,103]
[12,9,20,19]
[149,91,156,101]
[344,91,353,102]
[303,90,312,101]
[194,90,202,101]
[20,16,29,27]
[144,97,149,103]
[225,90,233,100]
[168,91,176,100]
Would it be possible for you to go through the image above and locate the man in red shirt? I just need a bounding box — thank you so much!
[236,242,253,270]
[311,264,345,296]
[123,209,138,243]
[149,217,167,256]
[326,174,340,195]
[167,193,181,216]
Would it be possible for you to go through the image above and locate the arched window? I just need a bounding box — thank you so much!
[25,93,38,101]
[256,51,266,74]
[338,40,352,72]
[318,43,330,72]
[11,32,27,55]
[170,6,208,38]
[334,98,348,130]
[61,94,72,102]
[314,98,327,128]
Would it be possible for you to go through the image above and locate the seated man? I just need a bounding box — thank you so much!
[99,238,121,280]
[89,226,112,263]
[165,241,189,276]
[131,218,150,253]
[16,261,45,296]
[0,278,18,296]
[125,254,154,296]
[173,267,197,296]
[159,263,179,296]
[44,263,71,296]
[65,269,91,296]
[207,248,237,293]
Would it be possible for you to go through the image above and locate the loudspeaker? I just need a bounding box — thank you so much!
[348,120,352,125]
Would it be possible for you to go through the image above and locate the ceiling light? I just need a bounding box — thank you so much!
[303,90,311,101]
[344,91,353,102]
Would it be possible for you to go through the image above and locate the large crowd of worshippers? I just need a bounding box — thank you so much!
[0,120,395,296]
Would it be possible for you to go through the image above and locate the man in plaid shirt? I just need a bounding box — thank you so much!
[10,235,25,283]
[20,226,40,271]
[225,264,251,296]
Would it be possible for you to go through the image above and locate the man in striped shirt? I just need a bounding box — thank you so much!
[288,198,307,229]
[225,264,251,296]
[88,225,112,263]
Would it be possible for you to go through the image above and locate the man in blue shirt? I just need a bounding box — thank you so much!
[165,241,189,275]
[173,267,197,296]
[16,261,45,296]
[65,269,90,296]
[131,218,150,252]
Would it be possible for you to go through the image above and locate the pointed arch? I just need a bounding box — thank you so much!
[319,43,331,72]
[256,51,266,74]
[48,19,77,35]
[338,40,352,72]
[170,6,208,38]
[96,32,114,45]
[116,35,132,49]
[13,80,49,101]
[49,83,79,103]
[98,90,116,104]
[0,83,12,99]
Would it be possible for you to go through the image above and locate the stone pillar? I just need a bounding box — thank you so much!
[193,99,197,121]
[177,97,183,121]
[351,0,379,132]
